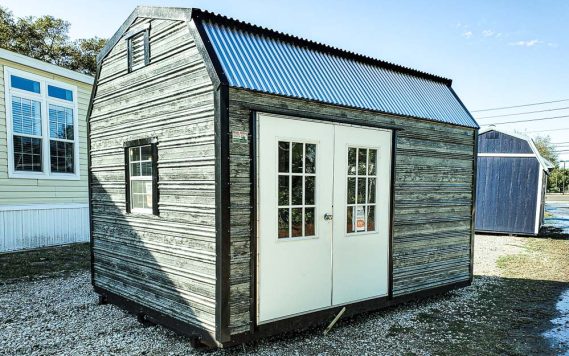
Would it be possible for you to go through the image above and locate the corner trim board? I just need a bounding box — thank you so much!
[214,83,231,343]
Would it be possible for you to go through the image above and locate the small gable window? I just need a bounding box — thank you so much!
[127,28,150,72]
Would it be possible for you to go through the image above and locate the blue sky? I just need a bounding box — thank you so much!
[4,0,568,161]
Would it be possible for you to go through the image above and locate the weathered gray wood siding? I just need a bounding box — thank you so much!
[89,17,217,334]
[227,88,475,334]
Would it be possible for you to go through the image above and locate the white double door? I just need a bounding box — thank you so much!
[257,113,392,323]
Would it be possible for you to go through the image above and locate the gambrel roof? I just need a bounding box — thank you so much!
[479,127,552,172]
[98,6,479,129]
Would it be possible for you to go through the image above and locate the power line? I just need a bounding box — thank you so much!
[527,127,569,133]
[487,114,569,125]
[476,106,569,119]
[472,98,569,112]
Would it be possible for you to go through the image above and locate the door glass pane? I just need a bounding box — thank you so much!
[368,149,377,175]
[367,206,376,231]
[346,146,379,235]
[278,141,289,173]
[305,176,315,205]
[358,148,367,175]
[367,178,376,204]
[291,208,303,237]
[347,147,356,175]
[347,177,356,204]
[278,175,289,206]
[305,144,316,173]
[357,178,366,204]
[305,208,315,236]
[277,141,317,239]
[291,176,303,205]
[291,142,303,173]
[278,208,289,238]
[346,206,354,233]
[354,206,366,232]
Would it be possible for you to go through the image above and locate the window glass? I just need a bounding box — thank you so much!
[7,72,77,177]
[49,105,74,140]
[12,97,41,136]
[50,141,74,173]
[346,147,378,234]
[13,136,42,172]
[129,145,154,212]
[277,141,316,238]
[11,75,40,93]
[48,85,73,101]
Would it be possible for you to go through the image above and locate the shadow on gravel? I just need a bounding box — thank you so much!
[216,275,569,356]
[0,243,90,283]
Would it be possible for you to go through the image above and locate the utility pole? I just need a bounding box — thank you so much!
[561,160,567,195]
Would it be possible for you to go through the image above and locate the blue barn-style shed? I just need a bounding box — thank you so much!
[475,127,551,236]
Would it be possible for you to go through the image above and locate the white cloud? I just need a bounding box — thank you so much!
[482,30,494,37]
[509,39,542,47]
[547,42,559,48]
[463,31,473,39]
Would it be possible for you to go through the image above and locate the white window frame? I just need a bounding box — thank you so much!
[127,145,154,214]
[4,66,80,180]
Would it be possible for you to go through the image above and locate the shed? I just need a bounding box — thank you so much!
[475,127,551,235]
[0,48,93,252]
[88,6,479,348]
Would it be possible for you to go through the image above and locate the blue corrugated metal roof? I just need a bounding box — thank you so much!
[201,19,478,128]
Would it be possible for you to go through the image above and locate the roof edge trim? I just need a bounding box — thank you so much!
[0,48,93,84]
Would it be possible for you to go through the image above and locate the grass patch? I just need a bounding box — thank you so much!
[497,237,569,282]
[0,243,90,282]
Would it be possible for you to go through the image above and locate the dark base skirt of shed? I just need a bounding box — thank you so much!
[475,229,539,237]
[94,280,471,349]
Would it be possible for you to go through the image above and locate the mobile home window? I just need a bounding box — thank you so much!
[127,29,149,72]
[125,140,158,215]
[4,67,79,179]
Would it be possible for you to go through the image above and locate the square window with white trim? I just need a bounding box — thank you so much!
[4,67,79,179]
[126,141,158,215]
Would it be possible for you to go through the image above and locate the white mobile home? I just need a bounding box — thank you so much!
[0,49,93,252]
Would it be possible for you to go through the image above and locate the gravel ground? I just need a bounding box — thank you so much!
[0,234,535,356]
[473,234,526,276]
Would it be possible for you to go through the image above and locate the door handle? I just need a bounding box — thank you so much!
[324,213,333,221]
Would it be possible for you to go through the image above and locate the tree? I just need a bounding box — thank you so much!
[533,135,558,167]
[0,6,105,75]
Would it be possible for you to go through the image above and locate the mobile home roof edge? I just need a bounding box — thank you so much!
[0,48,94,84]
[97,6,453,86]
